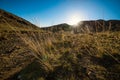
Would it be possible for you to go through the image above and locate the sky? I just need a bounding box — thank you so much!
[0,0,120,27]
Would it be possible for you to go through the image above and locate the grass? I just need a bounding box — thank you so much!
[0,19,120,80]
[8,31,120,80]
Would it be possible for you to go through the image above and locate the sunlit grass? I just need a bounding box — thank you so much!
[1,19,120,80]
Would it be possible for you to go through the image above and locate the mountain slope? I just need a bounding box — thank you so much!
[0,9,40,30]
[42,23,71,32]
[0,9,41,80]
[41,20,120,33]
[75,20,120,33]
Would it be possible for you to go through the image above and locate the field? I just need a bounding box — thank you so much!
[0,28,120,80]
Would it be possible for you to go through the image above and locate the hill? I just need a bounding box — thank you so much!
[42,23,71,32]
[0,9,41,80]
[75,20,120,33]
[41,19,120,33]
[0,9,40,31]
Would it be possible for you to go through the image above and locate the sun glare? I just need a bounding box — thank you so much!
[67,13,83,25]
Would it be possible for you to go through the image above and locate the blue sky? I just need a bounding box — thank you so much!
[0,0,120,27]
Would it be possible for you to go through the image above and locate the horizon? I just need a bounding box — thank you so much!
[0,0,120,27]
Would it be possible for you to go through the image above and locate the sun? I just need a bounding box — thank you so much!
[67,13,83,25]
[68,15,80,25]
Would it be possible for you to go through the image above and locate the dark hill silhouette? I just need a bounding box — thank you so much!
[42,23,71,32]
[76,20,120,33]
[41,20,120,33]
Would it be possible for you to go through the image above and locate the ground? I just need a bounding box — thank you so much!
[0,29,120,80]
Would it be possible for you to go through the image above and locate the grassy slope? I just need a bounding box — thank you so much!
[2,30,119,80]
[0,30,35,79]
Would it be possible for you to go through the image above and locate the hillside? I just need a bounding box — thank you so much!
[41,20,120,33]
[0,9,120,80]
[0,9,41,80]
[42,23,71,32]
[76,20,120,33]
[0,9,40,31]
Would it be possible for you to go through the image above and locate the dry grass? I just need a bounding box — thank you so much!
[0,19,120,80]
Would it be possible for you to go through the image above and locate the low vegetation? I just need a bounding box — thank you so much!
[1,29,119,80]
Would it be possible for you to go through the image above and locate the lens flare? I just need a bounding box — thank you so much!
[67,12,84,25]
